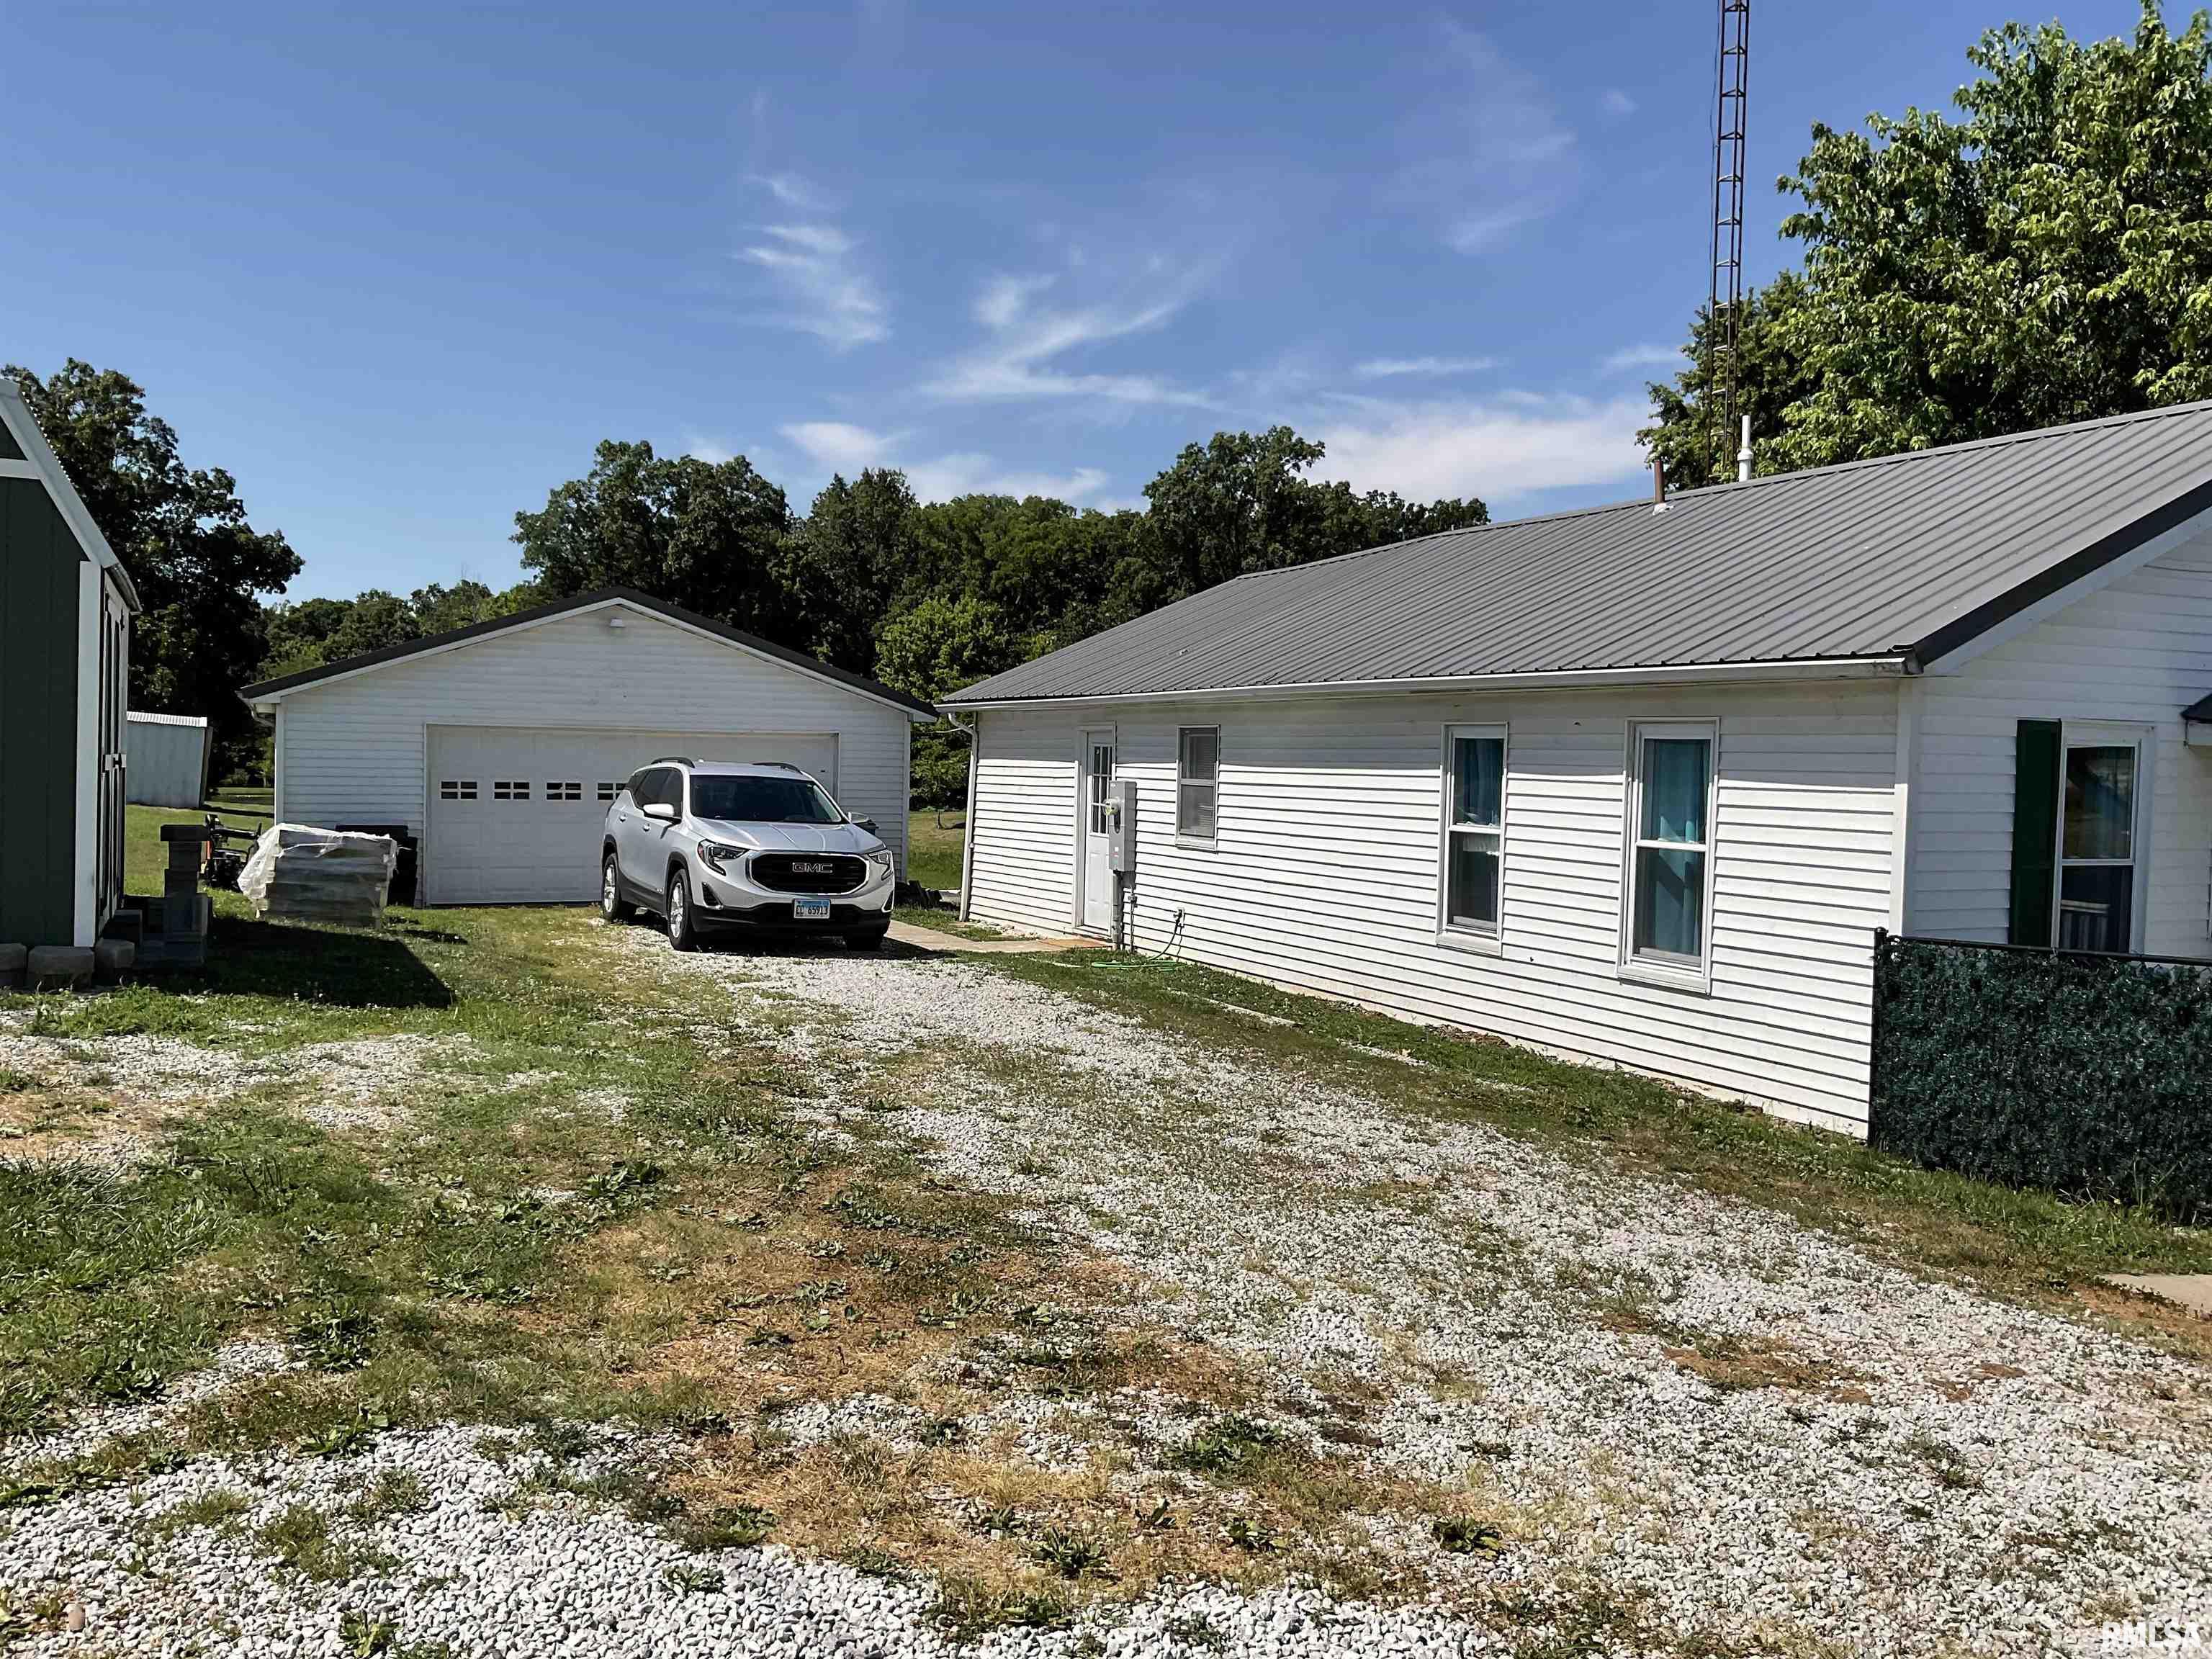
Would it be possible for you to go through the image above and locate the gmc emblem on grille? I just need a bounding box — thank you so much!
[793,860,835,873]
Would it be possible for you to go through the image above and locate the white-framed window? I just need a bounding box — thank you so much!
[1177,727,1219,842]
[1620,720,1717,986]
[439,779,477,801]
[547,781,583,802]
[493,779,531,801]
[596,781,619,802]
[1437,724,1506,945]
[2056,728,2149,953]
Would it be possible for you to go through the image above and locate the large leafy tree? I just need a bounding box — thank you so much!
[1642,3,2212,477]
[8,359,302,780]
[512,440,794,637]
[1143,427,1487,601]
[786,468,921,673]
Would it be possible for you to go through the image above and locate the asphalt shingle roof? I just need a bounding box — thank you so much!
[944,400,2212,706]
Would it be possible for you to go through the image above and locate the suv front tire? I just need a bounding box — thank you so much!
[666,868,698,952]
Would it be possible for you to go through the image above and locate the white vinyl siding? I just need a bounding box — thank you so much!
[1907,523,2212,956]
[273,605,914,884]
[966,680,1899,1132]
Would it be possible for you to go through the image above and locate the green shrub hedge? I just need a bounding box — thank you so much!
[1871,931,2212,1221]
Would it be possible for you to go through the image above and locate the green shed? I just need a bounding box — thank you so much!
[0,380,140,950]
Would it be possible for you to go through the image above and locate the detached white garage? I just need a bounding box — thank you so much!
[239,588,935,906]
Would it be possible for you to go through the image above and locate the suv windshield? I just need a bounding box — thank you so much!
[688,774,843,824]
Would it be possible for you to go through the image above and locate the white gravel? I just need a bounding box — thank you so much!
[628,938,2212,1656]
[6,932,2208,1658]
[0,1424,1493,1659]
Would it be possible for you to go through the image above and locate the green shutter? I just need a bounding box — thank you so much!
[2008,719,2062,946]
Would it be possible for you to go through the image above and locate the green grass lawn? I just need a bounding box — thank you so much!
[125,801,274,900]
[905,809,965,892]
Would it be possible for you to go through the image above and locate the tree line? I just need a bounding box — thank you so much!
[19,2,2212,799]
[271,429,1487,802]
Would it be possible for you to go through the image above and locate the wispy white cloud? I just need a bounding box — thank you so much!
[749,171,833,213]
[1354,355,1500,380]
[1600,88,1637,117]
[1313,394,1648,507]
[1599,343,1683,374]
[925,264,1215,408]
[781,420,1114,504]
[733,180,888,349]
[1392,24,1578,257]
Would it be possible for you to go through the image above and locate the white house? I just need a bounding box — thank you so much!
[943,403,2212,1134]
[240,588,935,906]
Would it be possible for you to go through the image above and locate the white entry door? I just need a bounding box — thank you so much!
[1079,729,1115,932]
[424,725,837,904]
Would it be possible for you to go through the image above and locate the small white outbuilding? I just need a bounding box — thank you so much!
[125,711,211,809]
[238,588,935,906]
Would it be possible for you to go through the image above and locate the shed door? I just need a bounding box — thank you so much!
[423,726,837,905]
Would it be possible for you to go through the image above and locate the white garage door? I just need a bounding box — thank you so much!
[423,725,839,904]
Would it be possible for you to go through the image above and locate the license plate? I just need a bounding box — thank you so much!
[794,898,832,920]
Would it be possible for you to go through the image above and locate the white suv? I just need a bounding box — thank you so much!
[599,758,896,951]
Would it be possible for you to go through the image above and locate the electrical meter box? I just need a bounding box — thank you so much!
[1106,778,1138,873]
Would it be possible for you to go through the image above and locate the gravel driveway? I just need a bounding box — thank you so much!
[5,933,2208,1658]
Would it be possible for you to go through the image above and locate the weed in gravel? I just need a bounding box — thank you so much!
[149,1488,251,1537]
[1029,1525,1116,1581]
[933,1573,1074,1637]
[664,1562,726,1594]
[1163,1612,1229,1651]
[338,1609,456,1658]
[1222,1514,1282,1552]
[1431,1516,1507,1555]
[841,1545,910,1579]
[346,1468,431,1521]
[1169,1415,1282,1477]
[0,1068,34,1092]
[258,1502,392,1583]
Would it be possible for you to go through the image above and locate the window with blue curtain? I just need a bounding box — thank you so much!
[1629,732,1712,966]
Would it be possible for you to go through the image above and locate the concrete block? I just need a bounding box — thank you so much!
[25,946,94,991]
[103,909,145,948]
[0,943,24,991]
[93,938,135,982]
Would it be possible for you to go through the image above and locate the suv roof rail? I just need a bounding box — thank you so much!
[750,760,804,771]
[645,755,702,768]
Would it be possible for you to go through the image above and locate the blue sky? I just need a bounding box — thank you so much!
[0,1,2149,599]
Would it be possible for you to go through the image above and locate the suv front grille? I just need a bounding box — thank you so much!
[750,852,868,894]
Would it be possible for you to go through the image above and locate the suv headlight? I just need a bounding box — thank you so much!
[697,841,744,872]
[863,848,894,876]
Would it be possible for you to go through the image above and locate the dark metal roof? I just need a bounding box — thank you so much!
[238,587,937,718]
[945,400,2212,706]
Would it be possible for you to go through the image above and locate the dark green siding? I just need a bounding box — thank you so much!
[0,414,23,461]
[0,477,81,945]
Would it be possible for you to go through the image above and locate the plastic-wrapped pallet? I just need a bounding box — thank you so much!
[237,824,399,925]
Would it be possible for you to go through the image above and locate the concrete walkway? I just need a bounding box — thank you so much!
[2102,1273,2212,1318]
[886,919,1098,956]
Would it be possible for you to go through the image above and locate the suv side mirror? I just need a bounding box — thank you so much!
[853,816,878,834]
[643,802,678,823]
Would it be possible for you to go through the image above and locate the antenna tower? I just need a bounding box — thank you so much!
[1708,0,1750,481]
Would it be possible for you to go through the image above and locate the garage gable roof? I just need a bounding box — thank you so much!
[237,588,937,719]
[0,381,143,613]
